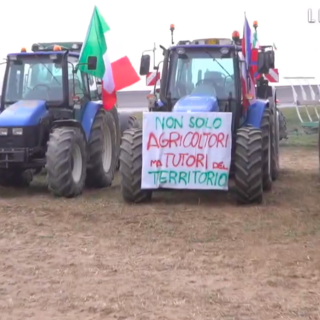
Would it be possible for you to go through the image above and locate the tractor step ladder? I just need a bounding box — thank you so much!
[284,76,320,134]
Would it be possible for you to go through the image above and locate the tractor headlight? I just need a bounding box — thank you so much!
[0,128,8,135]
[12,128,23,135]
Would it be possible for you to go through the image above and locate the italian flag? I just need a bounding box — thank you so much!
[79,6,140,110]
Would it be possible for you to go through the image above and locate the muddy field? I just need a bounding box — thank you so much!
[0,147,319,320]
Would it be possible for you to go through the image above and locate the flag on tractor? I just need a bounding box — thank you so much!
[241,15,256,109]
[79,6,140,110]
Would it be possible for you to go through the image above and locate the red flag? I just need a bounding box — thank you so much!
[111,56,140,91]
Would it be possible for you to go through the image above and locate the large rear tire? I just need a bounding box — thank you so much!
[116,114,141,170]
[85,109,117,188]
[278,108,287,140]
[110,106,120,163]
[235,127,263,205]
[119,128,152,203]
[46,127,86,198]
[119,113,140,136]
[270,99,280,181]
[261,108,272,191]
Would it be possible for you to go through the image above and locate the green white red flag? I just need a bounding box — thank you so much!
[79,6,140,110]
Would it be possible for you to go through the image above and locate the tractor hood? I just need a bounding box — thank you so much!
[172,94,219,112]
[0,100,47,126]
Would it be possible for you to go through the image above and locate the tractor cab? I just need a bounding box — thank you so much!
[0,45,98,118]
[140,35,244,130]
[164,39,239,113]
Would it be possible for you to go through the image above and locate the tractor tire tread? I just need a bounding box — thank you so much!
[46,127,86,198]
[235,127,263,204]
[261,108,272,191]
[270,101,280,180]
[86,109,117,188]
[119,128,152,203]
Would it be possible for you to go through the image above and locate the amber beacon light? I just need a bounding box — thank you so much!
[232,31,240,41]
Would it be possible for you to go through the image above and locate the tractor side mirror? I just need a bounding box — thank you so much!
[140,54,150,75]
[87,56,97,70]
[258,51,275,74]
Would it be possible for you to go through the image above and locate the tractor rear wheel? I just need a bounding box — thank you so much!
[261,108,272,191]
[119,113,140,136]
[0,169,33,187]
[117,114,141,170]
[235,127,263,204]
[270,99,280,181]
[110,106,120,164]
[85,109,117,188]
[46,127,86,197]
[277,108,287,140]
[119,128,152,203]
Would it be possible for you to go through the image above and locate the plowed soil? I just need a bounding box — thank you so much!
[0,148,319,320]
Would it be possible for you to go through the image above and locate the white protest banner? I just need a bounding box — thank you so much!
[141,112,232,190]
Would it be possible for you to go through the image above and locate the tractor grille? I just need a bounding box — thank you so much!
[0,126,39,148]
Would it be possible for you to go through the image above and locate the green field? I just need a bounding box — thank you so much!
[280,106,319,147]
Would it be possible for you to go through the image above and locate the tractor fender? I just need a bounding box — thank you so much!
[243,99,269,129]
[52,119,87,143]
[81,101,101,140]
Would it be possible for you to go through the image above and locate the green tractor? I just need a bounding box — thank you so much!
[119,31,281,204]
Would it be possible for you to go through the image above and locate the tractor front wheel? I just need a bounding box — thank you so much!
[46,127,86,197]
[119,128,152,203]
[85,109,117,188]
[235,127,263,204]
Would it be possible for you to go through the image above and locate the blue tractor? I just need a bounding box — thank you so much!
[0,42,138,197]
[119,30,280,204]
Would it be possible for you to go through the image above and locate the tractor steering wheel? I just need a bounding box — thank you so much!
[32,84,51,99]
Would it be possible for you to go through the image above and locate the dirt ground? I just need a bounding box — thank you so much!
[0,147,319,320]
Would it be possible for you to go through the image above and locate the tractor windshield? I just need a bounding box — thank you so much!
[168,47,235,101]
[3,54,64,105]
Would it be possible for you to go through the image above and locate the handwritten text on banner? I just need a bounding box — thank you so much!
[141,112,232,190]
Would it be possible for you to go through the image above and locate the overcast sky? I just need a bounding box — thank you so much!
[1,0,320,90]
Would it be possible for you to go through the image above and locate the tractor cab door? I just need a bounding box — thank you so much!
[68,66,89,122]
[88,75,99,101]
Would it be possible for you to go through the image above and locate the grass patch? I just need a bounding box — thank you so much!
[280,106,319,148]
[281,106,320,130]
